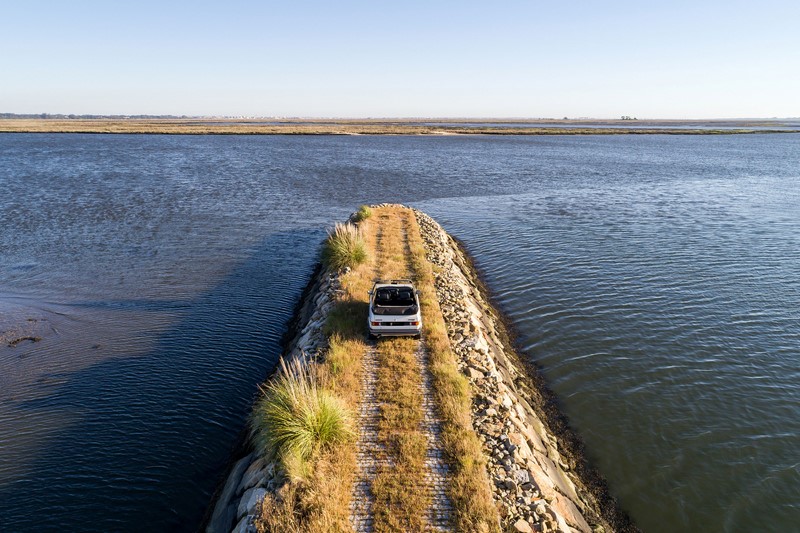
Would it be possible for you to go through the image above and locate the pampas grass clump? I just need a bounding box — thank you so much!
[322,222,367,271]
[251,358,353,478]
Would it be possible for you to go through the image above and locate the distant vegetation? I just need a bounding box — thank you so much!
[0,118,793,135]
[352,205,372,223]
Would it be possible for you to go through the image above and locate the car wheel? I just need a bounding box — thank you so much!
[368,333,377,341]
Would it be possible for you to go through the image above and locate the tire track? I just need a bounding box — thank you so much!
[350,220,388,533]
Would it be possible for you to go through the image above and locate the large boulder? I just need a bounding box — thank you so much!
[237,487,268,520]
[206,453,254,533]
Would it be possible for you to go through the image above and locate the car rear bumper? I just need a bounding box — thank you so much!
[369,325,422,337]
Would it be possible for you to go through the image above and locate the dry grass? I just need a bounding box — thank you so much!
[376,338,423,432]
[256,449,355,533]
[251,352,359,532]
[324,334,364,406]
[373,337,429,532]
[253,355,360,532]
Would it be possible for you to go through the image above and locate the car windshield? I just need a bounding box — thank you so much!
[374,287,415,307]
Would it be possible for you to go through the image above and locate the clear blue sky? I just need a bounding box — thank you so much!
[2,0,798,118]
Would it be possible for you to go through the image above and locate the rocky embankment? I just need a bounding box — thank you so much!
[205,206,633,533]
[415,210,633,533]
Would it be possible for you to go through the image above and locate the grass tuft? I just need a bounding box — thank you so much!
[322,222,367,271]
[352,204,372,223]
[251,358,354,479]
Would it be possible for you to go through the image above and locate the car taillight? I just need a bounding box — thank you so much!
[371,321,380,326]
[409,321,419,326]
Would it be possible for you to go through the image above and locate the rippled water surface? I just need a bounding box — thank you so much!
[1,133,798,532]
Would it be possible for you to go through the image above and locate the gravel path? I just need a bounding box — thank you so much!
[349,343,384,532]
[350,212,453,532]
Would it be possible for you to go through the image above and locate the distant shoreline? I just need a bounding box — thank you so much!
[2,118,799,135]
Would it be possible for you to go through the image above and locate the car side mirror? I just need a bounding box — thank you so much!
[416,290,421,295]
[368,290,373,295]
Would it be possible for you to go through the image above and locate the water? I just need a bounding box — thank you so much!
[1,133,798,532]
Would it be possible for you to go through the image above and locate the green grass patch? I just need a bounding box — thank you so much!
[352,204,372,223]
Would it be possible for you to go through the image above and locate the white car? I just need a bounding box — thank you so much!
[368,280,422,339]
